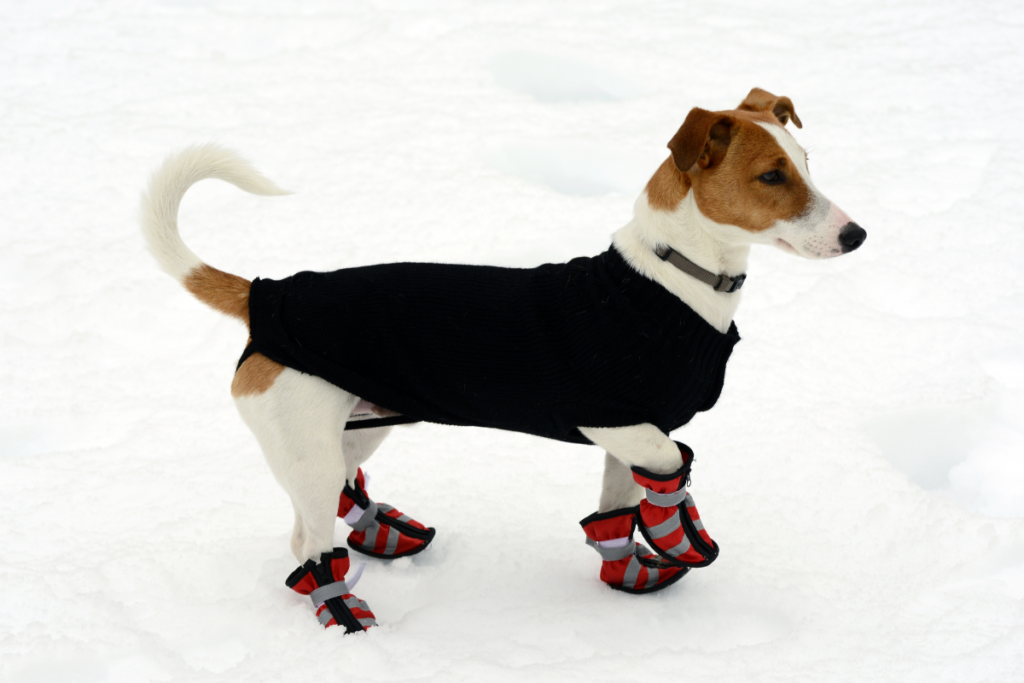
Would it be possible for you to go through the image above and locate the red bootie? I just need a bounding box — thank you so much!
[286,548,377,633]
[580,508,688,594]
[631,442,719,568]
[338,469,436,559]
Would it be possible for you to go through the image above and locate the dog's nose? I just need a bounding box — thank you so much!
[839,223,867,253]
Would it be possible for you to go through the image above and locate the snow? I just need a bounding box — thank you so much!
[2,0,1024,680]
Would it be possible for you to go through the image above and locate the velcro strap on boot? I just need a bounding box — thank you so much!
[348,499,379,532]
[585,538,637,562]
[309,580,350,606]
[645,488,688,507]
[286,548,376,633]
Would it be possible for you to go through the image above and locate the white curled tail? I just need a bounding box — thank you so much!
[139,144,289,324]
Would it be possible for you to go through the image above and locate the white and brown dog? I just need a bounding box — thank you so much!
[142,88,864,632]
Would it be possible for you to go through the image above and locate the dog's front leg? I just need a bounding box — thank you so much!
[579,423,683,474]
[579,423,720,575]
[597,451,644,512]
[577,424,693,593]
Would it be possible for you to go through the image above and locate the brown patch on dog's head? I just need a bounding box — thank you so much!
[644,107,732,212]
[644,91,813,232]
[231,351,285,397]
[645,156,691,211]
[689,109,812,232]
[737,87,802,129]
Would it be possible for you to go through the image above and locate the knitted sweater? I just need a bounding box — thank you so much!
[245,247,740,445]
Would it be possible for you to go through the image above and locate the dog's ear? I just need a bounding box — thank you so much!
[738,87,803,129]
[668,108,735,173]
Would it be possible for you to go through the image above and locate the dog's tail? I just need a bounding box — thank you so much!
[140,144,289,326]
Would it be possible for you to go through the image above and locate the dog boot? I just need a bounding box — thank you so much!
[632,442,719,568]
[580,508,689,594]
[286,548,377,633]
[338,468,436,559]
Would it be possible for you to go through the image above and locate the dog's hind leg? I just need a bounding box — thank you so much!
[233,359,358,563]
[233,360,377,632]
[338,424,436,559]
[343,425,394,471]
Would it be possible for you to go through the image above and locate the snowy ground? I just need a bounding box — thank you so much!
[3,1,1024,681]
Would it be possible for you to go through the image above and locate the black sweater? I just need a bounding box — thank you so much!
[245,247,740,445]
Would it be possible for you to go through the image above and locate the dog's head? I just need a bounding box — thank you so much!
[646,88,865,258]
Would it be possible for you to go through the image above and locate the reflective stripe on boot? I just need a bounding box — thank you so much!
[631,442,719,568]
[580,508,688,594]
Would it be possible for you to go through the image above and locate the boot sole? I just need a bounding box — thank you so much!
[607,565,689,594]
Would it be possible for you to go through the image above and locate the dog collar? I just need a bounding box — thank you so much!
[655,246,746,293]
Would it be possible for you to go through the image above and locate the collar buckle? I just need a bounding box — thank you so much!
[716,273,746,293]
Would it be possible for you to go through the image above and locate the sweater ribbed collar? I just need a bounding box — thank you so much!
[601,247,740,342]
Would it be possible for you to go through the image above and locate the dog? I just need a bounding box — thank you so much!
[141,88,865,632]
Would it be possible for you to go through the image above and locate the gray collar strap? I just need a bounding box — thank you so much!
[655,246,746,293]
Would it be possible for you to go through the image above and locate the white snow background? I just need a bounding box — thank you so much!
[2,1,1023,681]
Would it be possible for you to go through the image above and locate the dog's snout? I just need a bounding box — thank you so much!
[839,223,866,253]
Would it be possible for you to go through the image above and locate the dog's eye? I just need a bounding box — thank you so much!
[759,170,785,185]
